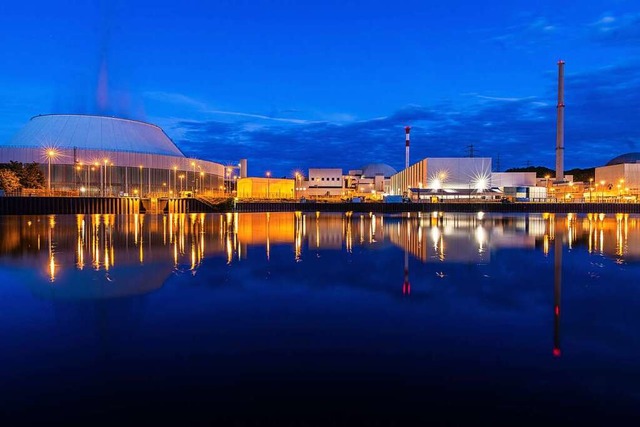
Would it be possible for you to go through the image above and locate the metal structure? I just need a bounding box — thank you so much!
[405,126,411,170]
[556,60,565,183]
[1,114,226,196]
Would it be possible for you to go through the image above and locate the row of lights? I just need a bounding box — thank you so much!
[43,147,223,196]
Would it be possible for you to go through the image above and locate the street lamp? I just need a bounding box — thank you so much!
[172,166,177,196]
[179,174,185,193]
[191,161,196,192]
[45,149,58,195]
[266,171,271,199]
[589,178,594,202]
[295,172,301,199]
[600,180,605,202]
[103,159,109,196]
[139,165,143,196]
[91,166,96,195]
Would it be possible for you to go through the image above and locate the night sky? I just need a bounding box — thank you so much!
[0,0,638,177]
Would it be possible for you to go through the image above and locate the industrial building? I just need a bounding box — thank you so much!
[237,177,295,199]
[0,114,231,197]
[293,163,397,200]
[593,153,640,201]
[389,157,492,200]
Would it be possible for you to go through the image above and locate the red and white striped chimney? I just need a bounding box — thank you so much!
[555,60,565,183]
[405,126,411,170]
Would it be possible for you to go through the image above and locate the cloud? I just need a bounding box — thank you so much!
[170,62,640,176]
[589,13,640,46]
[205,109,318,125]
[489,16,559,50]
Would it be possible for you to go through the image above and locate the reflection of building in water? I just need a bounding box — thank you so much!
[553,214,563,358]
[0,213,225,300]
[236,213,295,245]
[383,213,562,264]
[579,213,640,259]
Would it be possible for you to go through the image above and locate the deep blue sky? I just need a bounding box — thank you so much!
[0,0,638,177]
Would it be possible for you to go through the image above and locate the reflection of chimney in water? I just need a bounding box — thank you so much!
[553,215,563,358]
[403,247,410,295]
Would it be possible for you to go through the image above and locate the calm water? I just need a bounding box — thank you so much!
[0,212,639,425]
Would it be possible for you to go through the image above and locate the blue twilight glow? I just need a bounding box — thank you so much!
[0,0,638,176]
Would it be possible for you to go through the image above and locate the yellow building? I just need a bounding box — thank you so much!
[237,177,295,199]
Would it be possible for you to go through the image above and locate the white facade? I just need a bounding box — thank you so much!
[303,168,345,197]
[491,172,537,188]
[308,168,343,188]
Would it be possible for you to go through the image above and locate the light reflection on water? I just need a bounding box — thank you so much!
[6,212,639,279]
[0,212,639,423]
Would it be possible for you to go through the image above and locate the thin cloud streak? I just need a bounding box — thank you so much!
[205,109,320,124]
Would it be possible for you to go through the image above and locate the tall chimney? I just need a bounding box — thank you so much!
[555,60,565,183]
[405,126,411,170]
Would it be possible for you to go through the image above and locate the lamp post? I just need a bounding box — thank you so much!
[77,162,84,193]
[139,165,143,196]
[589,178,593,202]
[600,180,605,202]
[103,159,109,196]
[179,174,185,193]
[173,166,177,197]
[191,161,196,192]
[46,149,56,195]
[266,171,271,199]
[295,172,300,199]
[200,171,204,194]
[91,166,96,195]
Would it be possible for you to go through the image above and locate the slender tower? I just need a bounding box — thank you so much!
[405,126,411,170]
[555,60,565,183]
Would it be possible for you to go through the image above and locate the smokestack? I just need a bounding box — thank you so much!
[555,60,565,183]
[405,126,411,170]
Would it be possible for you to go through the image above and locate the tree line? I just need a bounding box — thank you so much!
[0,161,46,193]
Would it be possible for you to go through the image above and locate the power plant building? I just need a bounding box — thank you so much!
[390,157,494,199]
[594,153,640,200]
[0,114,227,196]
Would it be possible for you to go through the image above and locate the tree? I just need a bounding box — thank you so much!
[0,169,22,193]
[21,162,45,189]
[0,161,45,189]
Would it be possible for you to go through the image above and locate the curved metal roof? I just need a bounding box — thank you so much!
[606,153,640,166]
[361,163,397,178]
[4,114,185,157]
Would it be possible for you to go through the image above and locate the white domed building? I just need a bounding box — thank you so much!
[0,114,228,196]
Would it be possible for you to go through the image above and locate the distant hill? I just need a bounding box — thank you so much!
[504,166,595,183]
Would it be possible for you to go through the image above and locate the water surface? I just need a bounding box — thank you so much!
[0,212,639,424]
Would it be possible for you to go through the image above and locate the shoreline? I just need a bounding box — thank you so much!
[2,196,640,215]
